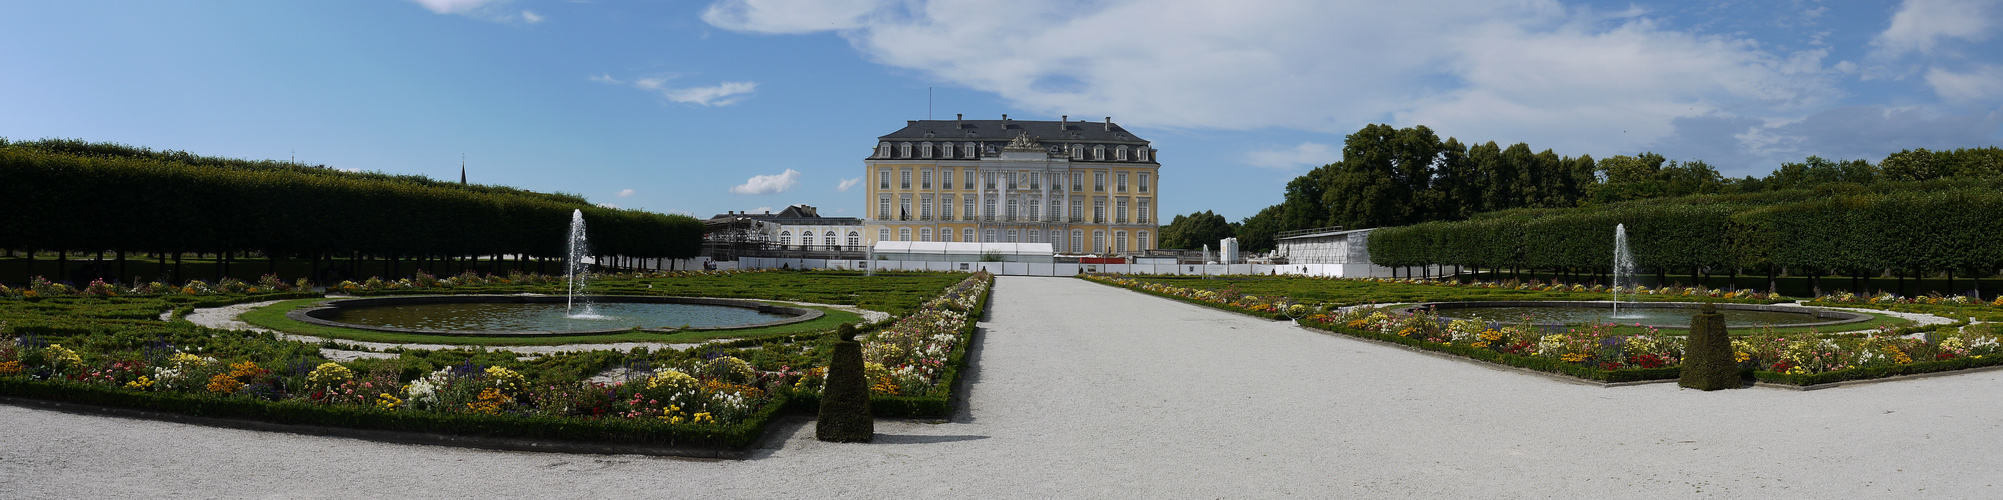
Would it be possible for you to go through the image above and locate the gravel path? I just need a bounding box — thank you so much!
[9,277,2003,498]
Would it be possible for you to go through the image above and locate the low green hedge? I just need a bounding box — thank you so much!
[1299,320,1681,383]
[1754,354,2003,386]
[1083,276,1285,320]
[0,377,784,448]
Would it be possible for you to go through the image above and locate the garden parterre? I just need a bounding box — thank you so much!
[0,271,992,451]
[1089,273,2003,386]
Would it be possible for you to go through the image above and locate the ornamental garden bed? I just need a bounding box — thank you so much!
[0,270,992,457]
[1087,274,2000,387]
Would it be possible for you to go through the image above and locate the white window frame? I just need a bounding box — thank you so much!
[920,227,932,241]
[899,227,911,241]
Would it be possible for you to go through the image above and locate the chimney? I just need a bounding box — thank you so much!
[956,113,963,129]
[1104,117,1111,131]
[1061,115,1068,130]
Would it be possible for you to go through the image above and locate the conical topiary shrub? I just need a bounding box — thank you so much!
[1679,302,1741,390]
[817,323,874,442]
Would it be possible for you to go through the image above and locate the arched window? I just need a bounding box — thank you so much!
[825,231,838,249]
[942,228,955,242]
[877,142,891,158]
[1071,144,1084,159]
[899,142,912,158]
[1006,229,1018,242]
[848,231,861,249]
[963,228,976,243]
[878,228,890,243]
[1093,145,1105,160]
[920,227,932,241]
[921,142,933,158]
[1071,230,1083,253]
[1138,230,1150,251]
[778,231,791,247]
[1028,229,1040,242]
[984,228,997,242]
[899,227,911,241]
[1115,230,1128,253]
[1093,230,1106,253]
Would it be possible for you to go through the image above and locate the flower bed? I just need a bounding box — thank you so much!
[1081,275,1291,320]
[0,271,993,454]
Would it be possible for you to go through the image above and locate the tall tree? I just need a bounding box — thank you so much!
[1157,210,1237,250]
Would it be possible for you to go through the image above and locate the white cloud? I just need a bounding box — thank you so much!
[1245,142,1335,170]
[1870,0,1997,58]
[592,74,759,106]
[703,0,886,34]
[616,188,636,197]
[1926,64,2003,101]
[730,169,801,194]
[521,10,544,23]
[410,0,502,14]
[703,0,1841,157]
[836,177,861,191]
[663,81,759,106]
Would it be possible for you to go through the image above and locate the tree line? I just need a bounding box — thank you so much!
[0,139,704,284]
[1156,123,2002,253]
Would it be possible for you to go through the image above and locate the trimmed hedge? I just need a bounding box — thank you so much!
[1298,319,1681,383]
[1753,354,2003,386]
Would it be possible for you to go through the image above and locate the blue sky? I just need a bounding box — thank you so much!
[4,1,2000,222]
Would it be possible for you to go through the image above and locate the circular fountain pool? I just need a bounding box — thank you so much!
[1407,301,1872,329]
[289,296,822,337]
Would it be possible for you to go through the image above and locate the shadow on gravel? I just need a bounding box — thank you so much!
[871,433,989,444]
[949,325,987,424]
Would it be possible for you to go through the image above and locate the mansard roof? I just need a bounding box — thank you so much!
[879,118,1149,145]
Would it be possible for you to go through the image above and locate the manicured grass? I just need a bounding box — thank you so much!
[239,297,863,346]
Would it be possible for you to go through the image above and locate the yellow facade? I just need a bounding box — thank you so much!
[863,117,1159,255]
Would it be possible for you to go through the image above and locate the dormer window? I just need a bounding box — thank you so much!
[921,142,933,158]
[1116,145,1129,161]
[962,142,975,157]
[899,142,912,158]
[1138,147,1151,161]
[923,130,935,138]
[1093,145,1105,161]
[1071,145,1084,159]
[877,142,891,158]
[940,143,953,159]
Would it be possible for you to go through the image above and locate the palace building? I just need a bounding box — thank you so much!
[863,115,1159,255]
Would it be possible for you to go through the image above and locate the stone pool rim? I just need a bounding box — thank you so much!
[1400,301,1874,330]
[286,295,824,337]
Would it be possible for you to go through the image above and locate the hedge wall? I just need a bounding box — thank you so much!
[1370,188,2003,280]
[0,144,703,266]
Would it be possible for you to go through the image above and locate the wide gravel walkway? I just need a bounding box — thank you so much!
[6,276,2002,498]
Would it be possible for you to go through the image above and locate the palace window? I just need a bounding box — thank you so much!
[877,142,890,158]
[962,142,975,158]
[963,228,976,243]
[825,231,838,249]
[1071,144,1084,159]
[1027,197,1040,220]
[1095,172,1106,192]
[1117,172,1128,192]
[1028,229,1040,242]
[1138,199,1151,224]
[779,231,791,247]
[879,196,891,220]
[1007,229,1018,242]
[1094,200,1106,223]
[1138,230,1151,251]
[921,142,933,158]
[878,228,890,242]
[1092,230,1106,253]
[1138,147,1151,161]
[899,195,911,220]
[942,170,953,189]
[1117,146,1129,161]
[1139,173,1150,193]
[899,227,911,241]
[964,169,975,189]
[921,170,931,189]
[921,195,933,219]
[1115,198,1128,223]
[901,170,911,189]
[1071,199,1083,222]
[984,198,996,221]
[1093,145,1105,160]
[920,228,932,241]
[1115,231,1128,252]
[1006,198,1018,221]
[964,197,975,221]
[1071,230,1083,253]
[848,231,860,248]
[940,143,953,159]
[984,228,997,242]
[899,142,912,158]
[879,169,890,189]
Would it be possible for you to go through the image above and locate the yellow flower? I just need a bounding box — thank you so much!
[375,393,404,410]
[126,375,155,390]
